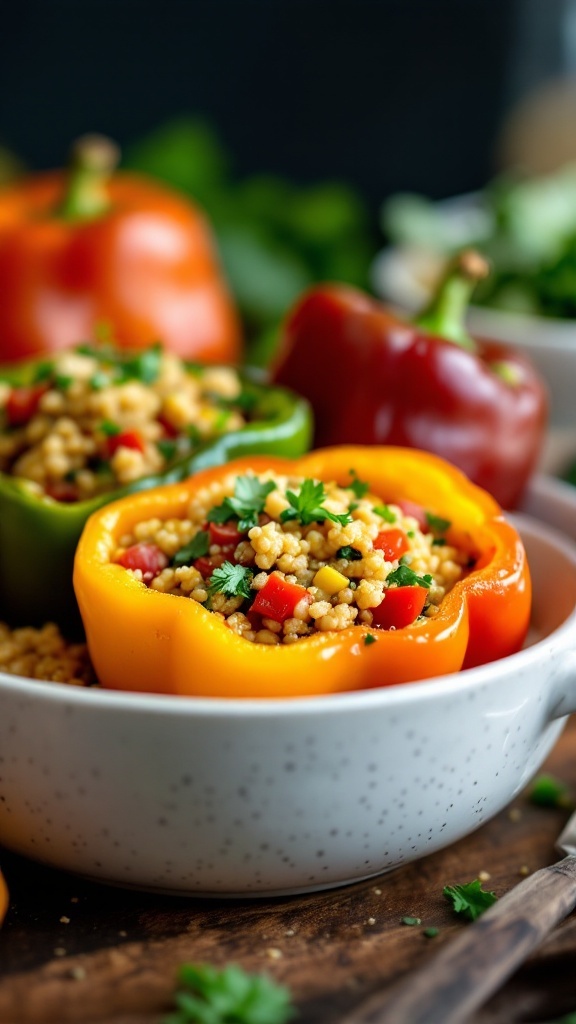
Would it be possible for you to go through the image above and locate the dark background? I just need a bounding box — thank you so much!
[0,0,570,210]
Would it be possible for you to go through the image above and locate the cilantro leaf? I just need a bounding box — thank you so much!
[387,564,433,589]
[208,562,253,599]
[173,530,210,567]
[373,503,396,523]
[280,478,352,527]
[208,475,275,532]
[426,511,451,534]
[163,962,295,1024]
[336,545,362,561]
[443,879,498,921]
[347,469,369,499]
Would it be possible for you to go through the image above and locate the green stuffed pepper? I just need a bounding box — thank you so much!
[0,343,311,633]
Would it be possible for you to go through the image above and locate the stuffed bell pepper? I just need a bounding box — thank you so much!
[0,135,242,364]
[270,251,548,509]
[0,344,311,631]
[73,446,531,698]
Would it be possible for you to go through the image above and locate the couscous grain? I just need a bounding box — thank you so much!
[0,345,248,501]
[113,467,472,645]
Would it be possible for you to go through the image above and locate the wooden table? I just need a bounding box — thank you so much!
[0,717,575,1024]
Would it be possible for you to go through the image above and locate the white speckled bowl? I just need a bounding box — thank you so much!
[0,488,575,897]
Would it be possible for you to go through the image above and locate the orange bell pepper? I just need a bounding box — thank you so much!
[73,446,531,699]
[0,135,242,364]
[0,868,7,926]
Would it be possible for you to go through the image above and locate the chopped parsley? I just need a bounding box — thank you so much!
[401,916,421,926]
[364,634,377,646]
[54,373,74,391]
[387,565,433,589]
[208,475,275,532]
[207,562,253,599]
[347,468,370,499]
[529,773,573,809]
[163,962,295,1024]
[336,545,362,561]
[280,479,353,527]
[373,503,396,523]
[32,361,53,384]
[426,512,451,533]
[173,531,210,567]
[443,879,498,921]
[89,370,110,391]
[100,419,121,437]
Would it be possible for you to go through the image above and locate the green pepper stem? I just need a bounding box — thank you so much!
[413,250,489,351]
[57,134,120,221]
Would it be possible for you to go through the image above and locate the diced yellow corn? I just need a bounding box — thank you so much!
[313,566,349,595]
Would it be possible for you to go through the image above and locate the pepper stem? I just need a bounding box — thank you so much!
[57,134,120,221]
[413,250,490,351]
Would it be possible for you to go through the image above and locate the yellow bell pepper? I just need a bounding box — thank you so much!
[73,446,531,699]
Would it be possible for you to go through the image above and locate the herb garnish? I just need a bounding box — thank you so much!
[373,503,396,523]
[208,475,275,532]
[443,879,498,921]
[426,512,451,533]
[347,468,369,499]
[529,773,573,809]
[280,479,353,527]
[336,545,362,561]
[163,962,295,1024]
[387,565,433,589]
[208,562,253,599]
[173,531,210,567]
[364,634,377,646]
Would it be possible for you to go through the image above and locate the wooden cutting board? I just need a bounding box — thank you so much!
[0,717,575,1024]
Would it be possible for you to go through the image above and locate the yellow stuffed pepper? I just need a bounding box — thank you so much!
[73,446,531,698]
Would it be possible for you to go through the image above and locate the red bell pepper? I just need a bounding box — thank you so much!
[0,135,242,365]
[251,573,311,623]
[371,584,427,630]
[270,251,548,509]
[5,384,48,426]
[373,527,410,561]
[117,542,168,582]
[106,429,146,457]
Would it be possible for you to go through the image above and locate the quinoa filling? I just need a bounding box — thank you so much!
[113,469,473,645]
[0,622,96,686]
[0,344,250,502]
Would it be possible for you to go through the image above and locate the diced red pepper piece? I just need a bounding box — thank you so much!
[157,412,179,438]
[5,384,47,426]
[117,542,168,583]
[251,573,311,623]
[374,527,410,561]
[107,429,146,456]
[394,499,430,533]
[208,520,244,547]
[371,585,427,631]
[45,480,80,503]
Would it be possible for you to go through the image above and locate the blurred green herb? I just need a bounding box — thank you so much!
[162,962,295,1024]
[382,162,576,319]
[124,117,375,366]
[529,774,574,809]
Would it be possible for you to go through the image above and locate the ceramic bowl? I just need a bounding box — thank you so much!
[0,490,575,898]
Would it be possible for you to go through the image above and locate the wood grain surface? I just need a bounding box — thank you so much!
[0,718,575,1024]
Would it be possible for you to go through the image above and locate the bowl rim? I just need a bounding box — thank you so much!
[1,511,575,719]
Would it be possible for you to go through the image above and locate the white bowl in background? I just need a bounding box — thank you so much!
[372,207,576,434]
[0,479,575,898]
